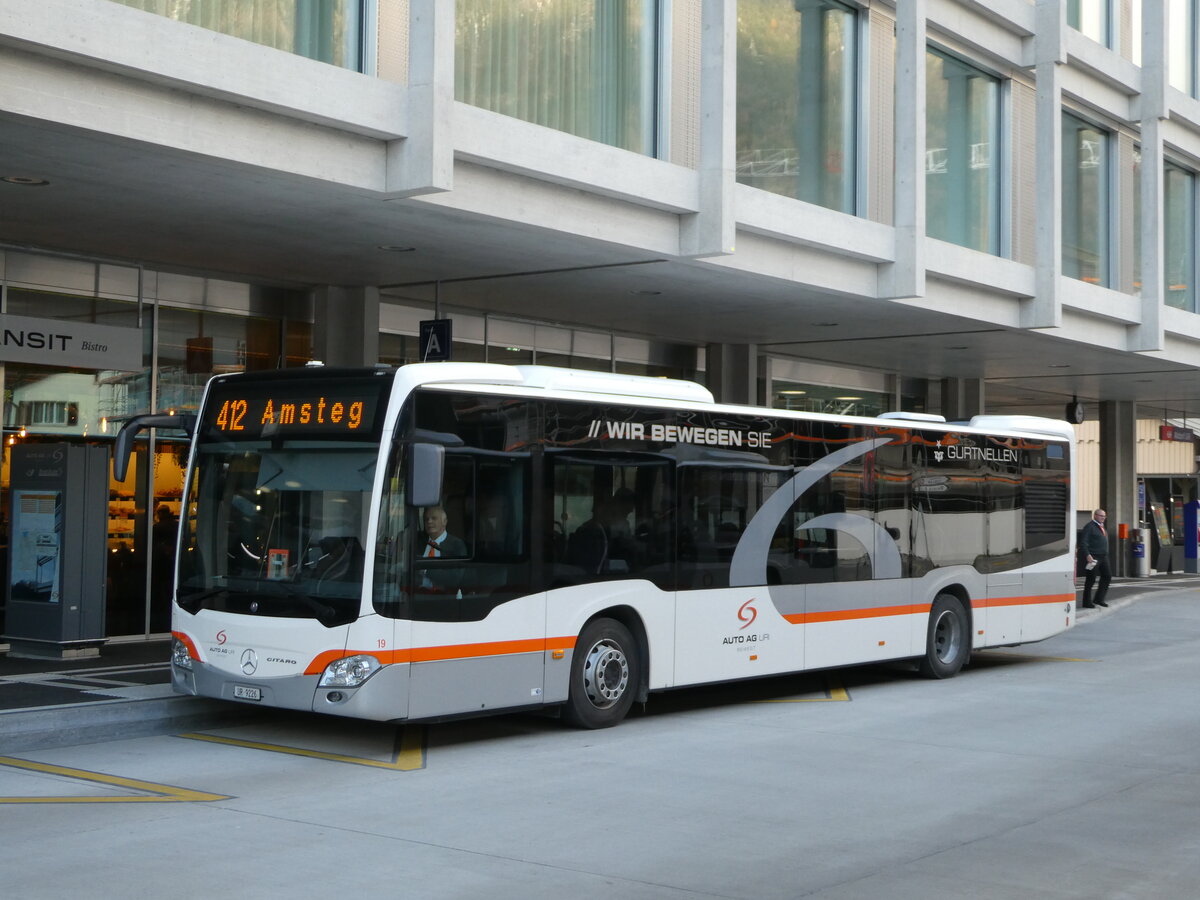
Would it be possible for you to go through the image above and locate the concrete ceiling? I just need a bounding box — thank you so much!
[3,111,1200,424]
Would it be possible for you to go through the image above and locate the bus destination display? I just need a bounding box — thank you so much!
[201,378,387,440]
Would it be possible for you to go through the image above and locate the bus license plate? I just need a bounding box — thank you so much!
[233,685,262,701]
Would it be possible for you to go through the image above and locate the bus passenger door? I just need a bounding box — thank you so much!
[675,461,800,685]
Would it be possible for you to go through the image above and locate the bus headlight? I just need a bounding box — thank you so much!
[319,654,380,688]
[172,638,193,670]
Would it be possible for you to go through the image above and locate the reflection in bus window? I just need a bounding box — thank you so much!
[551,454,672,587]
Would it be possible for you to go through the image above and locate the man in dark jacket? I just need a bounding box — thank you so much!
[418,505,468,592]
[1080,508,1110,609]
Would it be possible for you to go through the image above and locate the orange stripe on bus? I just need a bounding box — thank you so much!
[304,636,578,676]
[779,592,1073,625]
[783,604,931,624]
[976,593,1075,608]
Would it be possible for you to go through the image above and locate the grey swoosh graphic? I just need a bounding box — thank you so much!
[729,438,895,587]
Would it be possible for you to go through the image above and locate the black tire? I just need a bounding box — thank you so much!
[563,618,639,729]
[918,593,970,679]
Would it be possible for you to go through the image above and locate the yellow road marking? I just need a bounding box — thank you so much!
[755,679,850,703]
[176,726,426,771]
[0,756,230,804]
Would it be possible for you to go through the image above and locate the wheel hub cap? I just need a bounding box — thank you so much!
[583,640,629,708]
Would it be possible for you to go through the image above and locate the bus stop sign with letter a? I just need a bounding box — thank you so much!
[419,319,452,362]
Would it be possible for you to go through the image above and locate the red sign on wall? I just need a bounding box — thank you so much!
[1159,425,1196,442]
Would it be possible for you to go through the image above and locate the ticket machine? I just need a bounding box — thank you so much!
[3,443,109,658]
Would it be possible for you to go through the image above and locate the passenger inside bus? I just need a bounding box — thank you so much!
[567,488,637,575]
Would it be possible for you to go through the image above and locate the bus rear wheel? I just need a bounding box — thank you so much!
[919,593,969,679]
[563,618,639,729]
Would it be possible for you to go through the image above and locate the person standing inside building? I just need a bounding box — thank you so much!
[1080,508,1111,609]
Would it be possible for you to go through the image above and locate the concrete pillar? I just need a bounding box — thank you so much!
[679,0,735,258]
[1098,400,1137,576]
[385,0,454,197]
[1025,0,1066,328]
[705,343,757,405]
[934,377,983,421]
[1134,0,1167,351]
[880,0,926,299]
[311,286,380,367]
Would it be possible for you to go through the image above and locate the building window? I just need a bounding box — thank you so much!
[9,401,79,427]
[109,1,366,70]
[1165,161,1196,311]
[156,307,287,416]
[771,381,889,419]
[925,47,1001,254]
[455,0,659,156]
[1170,0,1198,95]
[736,0,858,213]
[1068,0,1110,47]
[1062,113,1111,287]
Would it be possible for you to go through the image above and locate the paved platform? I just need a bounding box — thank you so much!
[0,637,256,752]
[0,572,1193,752]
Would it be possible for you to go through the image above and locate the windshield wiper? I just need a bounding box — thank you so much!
[176,587,228,615]
[258,582,345,626]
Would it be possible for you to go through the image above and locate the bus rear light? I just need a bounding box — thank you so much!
[319,654,381,688]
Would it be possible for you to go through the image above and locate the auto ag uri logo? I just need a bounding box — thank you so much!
[216,630,228,645]
[738,598,758,630]
[240,649,258,675]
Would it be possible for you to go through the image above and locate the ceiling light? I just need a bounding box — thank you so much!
[834,395,862,401]
[778,390,807,395]
[2,176,50,186]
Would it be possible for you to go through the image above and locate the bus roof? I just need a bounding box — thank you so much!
[388,363,1074,442]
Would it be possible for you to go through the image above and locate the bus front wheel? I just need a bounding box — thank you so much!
[563,618,639,729]
[919,593,969,679]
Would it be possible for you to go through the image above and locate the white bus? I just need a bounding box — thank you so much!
[116,363,1076,728]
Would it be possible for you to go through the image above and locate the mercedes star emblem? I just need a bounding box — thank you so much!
[240,649,258,675]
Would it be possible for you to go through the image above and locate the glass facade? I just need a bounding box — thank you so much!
[1062,113,1111,287]
[379,322,695,381]
[108,0,365,70]
[1170,0,1196,95]
[771,380,890,419]
[455,0,658,156]
[0,254,315,639]
[1068,0,1110,46]
[736,0,858,213]
[1165,161,1196,311]
[925,47,1001,254]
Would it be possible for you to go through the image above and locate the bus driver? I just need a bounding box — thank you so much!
[419,505,467,591]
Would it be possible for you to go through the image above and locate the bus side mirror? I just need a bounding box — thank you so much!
[408,442,444,509]
[113,413,197,482]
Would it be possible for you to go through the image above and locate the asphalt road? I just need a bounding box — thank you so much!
[2,582,1198,899]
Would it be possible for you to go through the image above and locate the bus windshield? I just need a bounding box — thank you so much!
[177,441,377,626]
